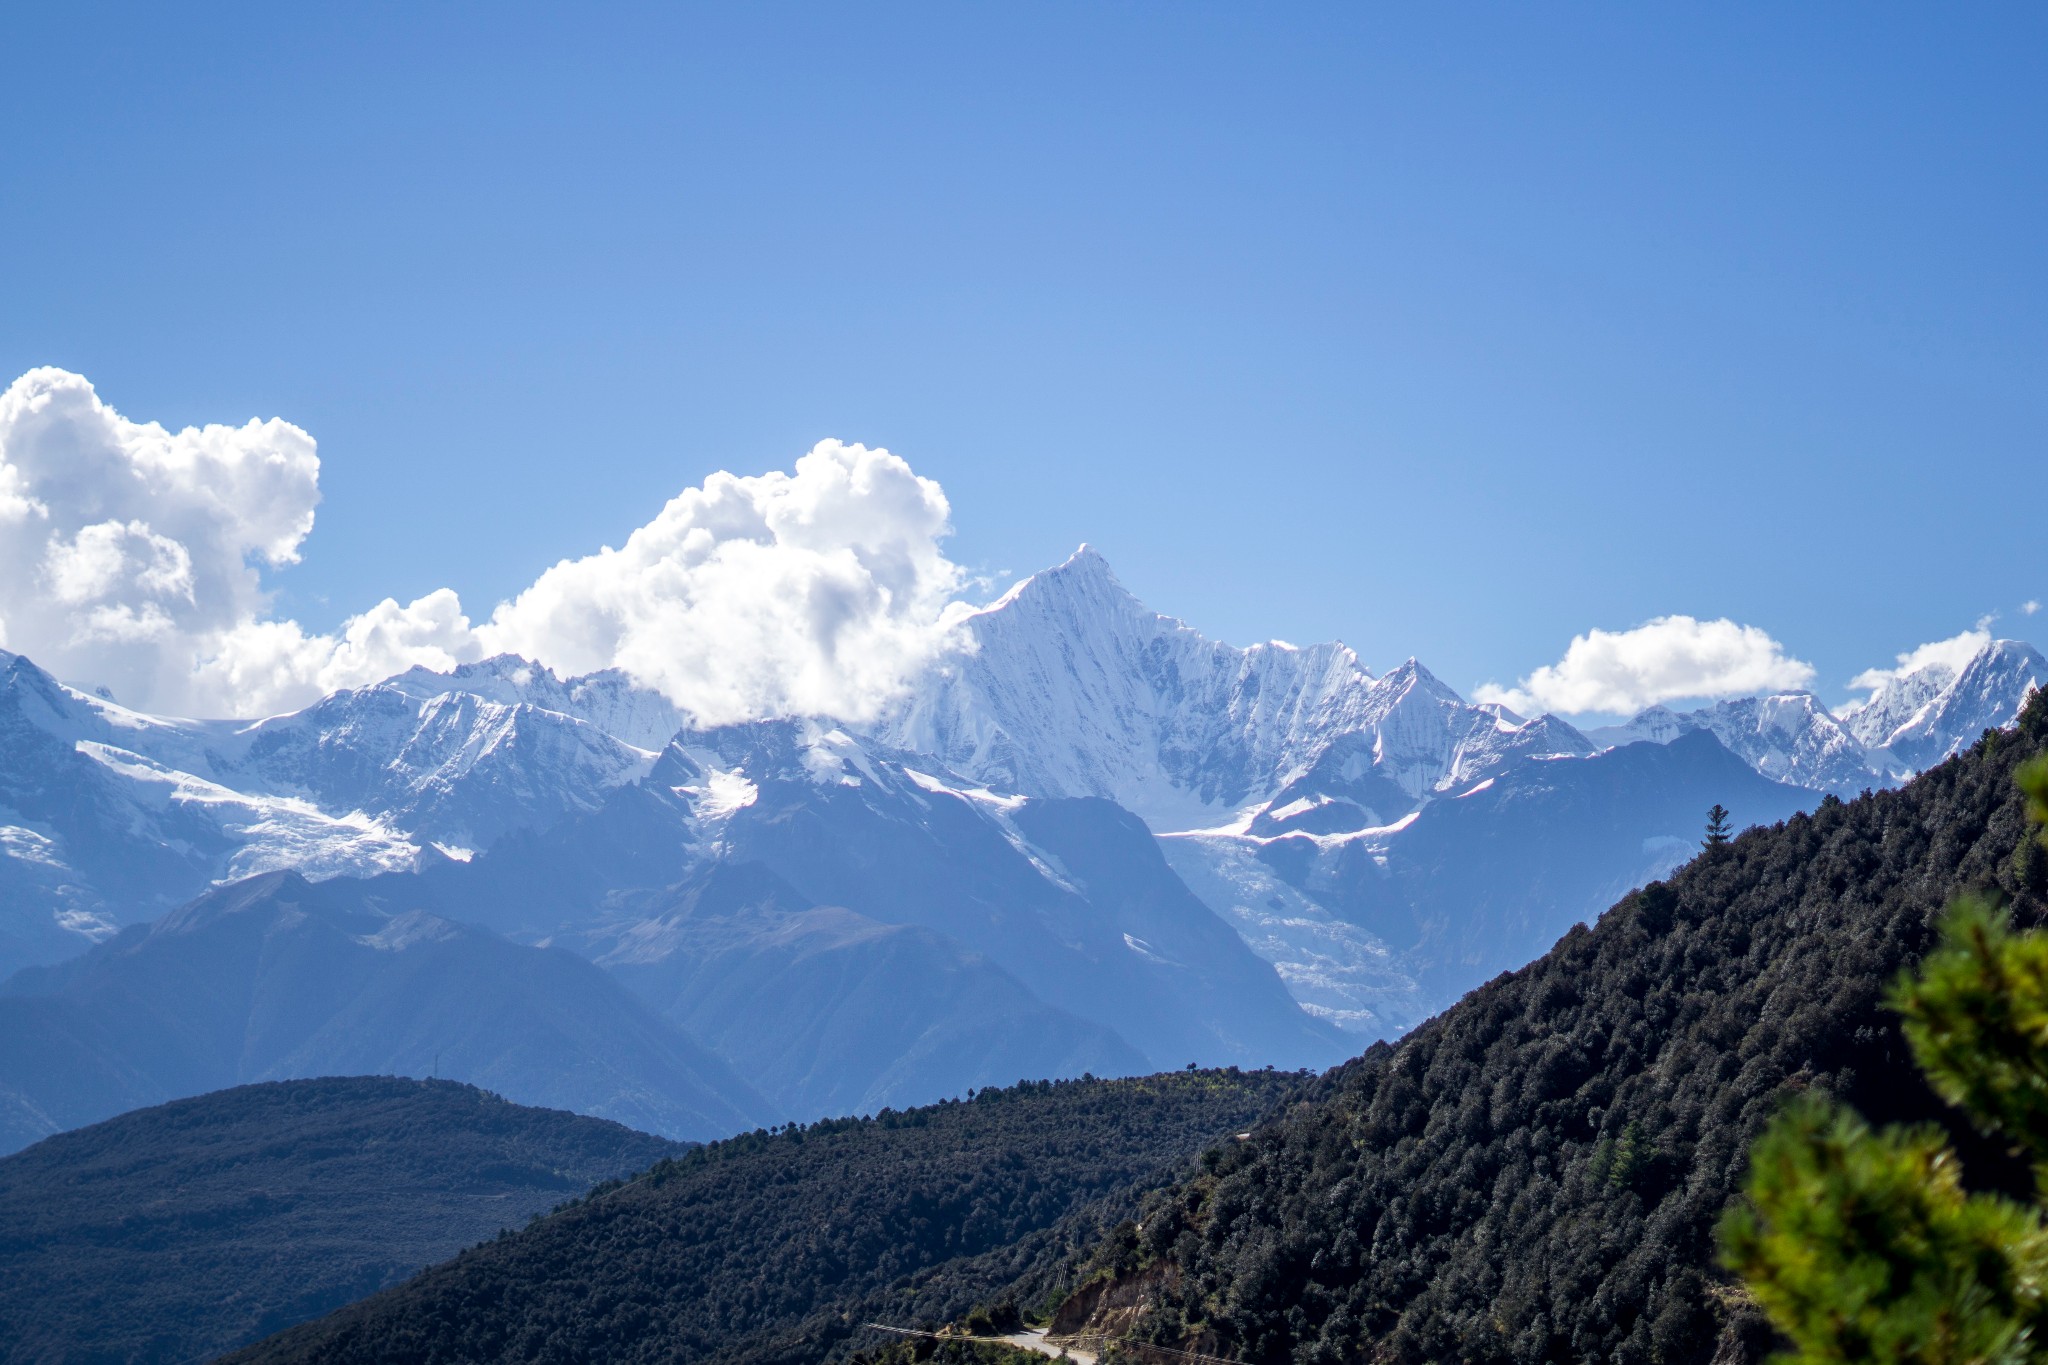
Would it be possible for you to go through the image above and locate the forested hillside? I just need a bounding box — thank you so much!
[0,1078,679,1365]
[1032,693,2048,1365]
[226,1070,1302,1365]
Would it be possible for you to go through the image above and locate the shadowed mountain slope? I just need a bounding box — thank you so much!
[0,873,773,1153]
[0,1077,680,1365]
[1161,729,1817,1024]
[386,725,1351,1080]
[591,863,1149,1118]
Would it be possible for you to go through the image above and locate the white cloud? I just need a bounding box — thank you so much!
[1847,626,1990,693]
[0,367,322,714]
[185,589,484,716]
[475,441,972,727]
[0,368,972,723]
[45,520,196,605]
[1475,615,1816,717]
[2025,600,2041,617]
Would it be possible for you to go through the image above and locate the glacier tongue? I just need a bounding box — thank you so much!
[1157,832,1433,1036]
[75,741,422,884]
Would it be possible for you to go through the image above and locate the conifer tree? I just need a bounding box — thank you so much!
[1704,804,1734,848]
[1720,755,2048,1363]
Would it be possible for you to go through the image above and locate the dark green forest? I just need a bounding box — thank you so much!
[1024,694,2048,1365]
[224,1070,1302,1365]
[0,1077,679,1365]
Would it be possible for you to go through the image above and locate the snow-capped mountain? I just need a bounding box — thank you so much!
[0,651,422,974]
[874,547,1381,829]
[222,678,658,853]
[10,632,1332,1114]
[1240,674,1595,838]
[1586,692,1902,797]
[358,715,1360,1091]
[4,650,664,856]
[874,546,1592,833]
[1841,638,2048,770]
[379,655,688,752]
[612,718,1359,1071]
[867,554,2042,1026]
[0,650,667,973]
[1586,639,2045,796]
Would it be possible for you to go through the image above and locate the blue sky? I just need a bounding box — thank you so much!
[2,3,2043,714]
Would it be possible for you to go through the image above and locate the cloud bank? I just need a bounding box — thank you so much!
[1476,615,1817,717]
[0,369,970,722]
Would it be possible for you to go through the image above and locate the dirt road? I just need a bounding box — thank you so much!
[997,1328,1098,1364]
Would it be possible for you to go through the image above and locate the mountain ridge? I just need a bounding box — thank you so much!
[871,547,1602,834]
[219,1070,1307,1365]
[0,870,775,1153]
[0,1076,682,1365]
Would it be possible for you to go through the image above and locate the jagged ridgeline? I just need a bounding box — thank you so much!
[223,1070,1303,1365]
[1025,691,2048,1365]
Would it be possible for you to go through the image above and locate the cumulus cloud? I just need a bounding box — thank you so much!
[0,367,322,714]
[475,442,971,726]
[1847,626,1991,693]
[2025,600,2041,617]
[1475,615,1816,717]
[0,368,971,723]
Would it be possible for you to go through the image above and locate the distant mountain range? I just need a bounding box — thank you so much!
[1,547,2040,1145]
[337,716,1349,1081]
[1582,637,2047,796]
[0,871,772,1153]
